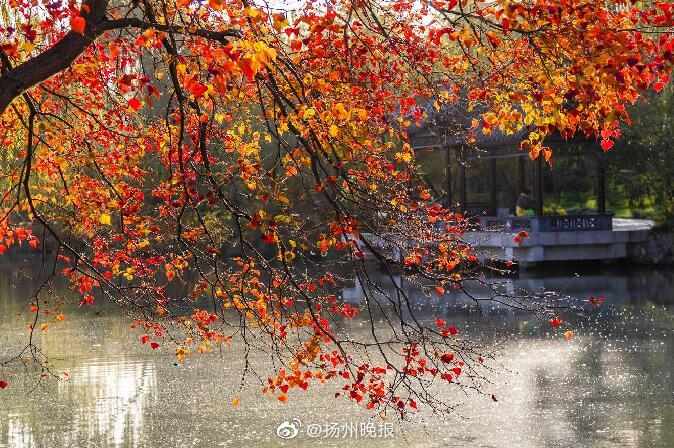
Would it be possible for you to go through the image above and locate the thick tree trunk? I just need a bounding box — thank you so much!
[0,0,109,115]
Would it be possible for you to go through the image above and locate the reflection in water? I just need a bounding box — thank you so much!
[67,359,156,448]
[0,263,672,447]
[4,360,156,448]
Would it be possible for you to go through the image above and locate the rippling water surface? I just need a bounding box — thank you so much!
[0,262,672,447]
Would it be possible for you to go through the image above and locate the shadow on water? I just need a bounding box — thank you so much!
[0,257,672,447]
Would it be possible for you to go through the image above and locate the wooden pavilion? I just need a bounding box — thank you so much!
[406,106,608,220]
[399,104,658,265]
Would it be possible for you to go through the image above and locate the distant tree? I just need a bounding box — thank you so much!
[610,83,674,221]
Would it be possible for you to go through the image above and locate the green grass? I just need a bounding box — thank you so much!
[554,192,659,220]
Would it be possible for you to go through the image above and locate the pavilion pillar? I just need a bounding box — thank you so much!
[596,144,606,213]
[518,156,526,193]
[490,158,498,215]
[444,145,452,208]
[533,155,543,215]
[458,146,467,212]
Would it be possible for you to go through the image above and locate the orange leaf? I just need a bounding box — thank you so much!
[71,16,85,35]
[486,31,502,48]
[209,0,224,10]
[332,103,349,120]
[529,146,540,160]
[238,56,257,78]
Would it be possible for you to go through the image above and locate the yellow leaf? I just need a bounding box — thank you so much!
[396,152,412,163]
[99,214,112,225]
[333,103,349,120]
[263,47,277,63]
[329,124,339,137]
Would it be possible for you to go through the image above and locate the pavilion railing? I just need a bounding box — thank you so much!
[478,213,613,232]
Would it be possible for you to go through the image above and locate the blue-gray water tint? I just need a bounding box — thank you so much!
[0,261,672,448]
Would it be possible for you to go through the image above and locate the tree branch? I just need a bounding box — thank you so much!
[100,17,241,43]
[0,1,110,115]
[0,1,242,117]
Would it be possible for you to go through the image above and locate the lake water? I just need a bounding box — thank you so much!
[0,261,672,448]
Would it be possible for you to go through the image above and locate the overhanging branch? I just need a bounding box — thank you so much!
[100,17,241,43]
[0,0,110,115]
[0,0,239,116]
